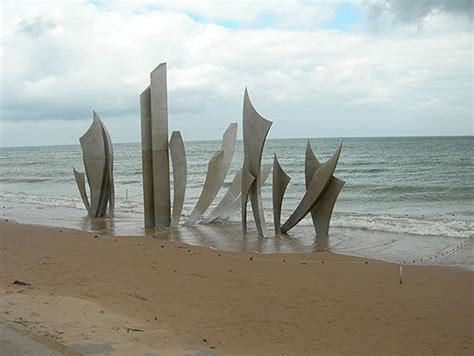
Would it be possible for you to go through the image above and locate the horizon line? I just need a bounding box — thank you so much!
[0,134,472,149]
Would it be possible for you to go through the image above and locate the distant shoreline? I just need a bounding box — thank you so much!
[1,134,472,149]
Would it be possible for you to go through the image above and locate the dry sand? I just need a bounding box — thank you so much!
[0,219,472,355]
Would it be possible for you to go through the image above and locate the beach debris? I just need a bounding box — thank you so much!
[14,318,28,326]
[202,338,208,343]
[13,280,31,286]
[126,292,147,301]
[126,327,144,333]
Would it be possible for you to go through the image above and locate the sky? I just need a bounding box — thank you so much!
[0,0,472,147]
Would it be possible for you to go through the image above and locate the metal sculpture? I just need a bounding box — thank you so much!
[73,111,114,218]
[101,114,115,218]
[202,164,272,224]
[136,63,345,236]
[305,141,345,236]
[73,169,91,215]
[150,63,171,227]
[272,154,291,235]
[185,123,238,226]
[140,63,177,228]
[280,143,342,233]
[140,86,155,228]
[201,168,243,224]
[241,89,273,237]
[169,131,187,228]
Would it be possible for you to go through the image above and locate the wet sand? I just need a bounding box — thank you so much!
[3,201,472,270]
[0,219,472,355]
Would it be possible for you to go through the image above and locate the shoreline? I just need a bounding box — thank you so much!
[0,219,472,355]
[2,200,472,270]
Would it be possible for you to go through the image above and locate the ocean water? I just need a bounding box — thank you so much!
[0,136,473,267]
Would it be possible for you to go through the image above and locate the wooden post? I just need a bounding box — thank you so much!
[399,263,403,285]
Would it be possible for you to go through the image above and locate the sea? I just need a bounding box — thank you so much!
[1,136,473,269]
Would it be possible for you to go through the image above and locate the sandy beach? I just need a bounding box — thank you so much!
[0,218,472,355]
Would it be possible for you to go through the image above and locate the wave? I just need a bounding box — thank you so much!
[336,168,389,174]
[0,178,51,183]
[116,179,141,185]
[1,191,473,239]
[369,184,474,195]
[306,212,473,239]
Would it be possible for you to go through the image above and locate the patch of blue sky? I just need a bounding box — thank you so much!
[187,13,240,29]
[193,12,274,30]
[250,13,274,28]
[326,2,362,31]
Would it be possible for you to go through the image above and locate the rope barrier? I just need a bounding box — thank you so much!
[252,239,468,268]
[413,239,467,265]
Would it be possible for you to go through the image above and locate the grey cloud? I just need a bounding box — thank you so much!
[365,0,473,26]
[17,16,57,37]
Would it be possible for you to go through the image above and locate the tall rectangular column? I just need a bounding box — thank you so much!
[150,63,171,227]
[140,86,155,228]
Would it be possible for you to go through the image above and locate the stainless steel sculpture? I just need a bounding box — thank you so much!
[137,64,345,236]
[150,63,171,227]
[241,89,273,237]
[202,164,272,224]
[140,86,155,228]
[280,143,342,233]
[169,131,187,228]
[140,63,173,228]
[185,123,238,226]
[305,141,345,236]
[272,154,291,235]
[102,116,115,218]
[73,168,91,215]
[73,112,114,218]
[201,168,243,224]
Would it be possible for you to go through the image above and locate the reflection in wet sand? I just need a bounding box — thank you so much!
[145,222,326,254]
[80,217,115,234]
[2,200,472,269]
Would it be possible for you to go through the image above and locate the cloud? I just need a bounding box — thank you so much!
[92,0,337,30]
[0,0,472,147]
[364,0,473,29]
[17,15,58,37]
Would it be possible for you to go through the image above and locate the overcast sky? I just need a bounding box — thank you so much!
[0,0,472,147]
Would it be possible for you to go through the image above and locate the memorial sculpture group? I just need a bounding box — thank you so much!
[74,62,344,237]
